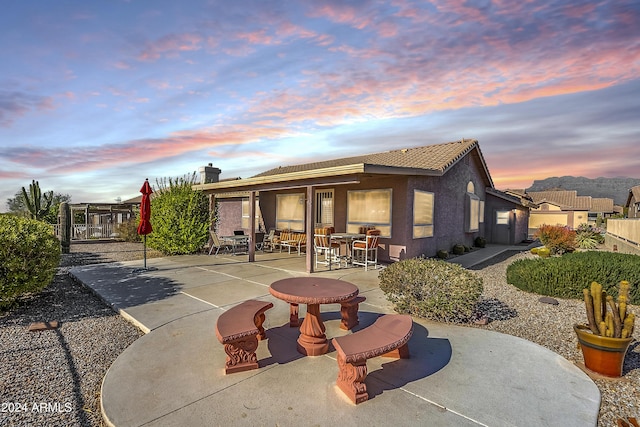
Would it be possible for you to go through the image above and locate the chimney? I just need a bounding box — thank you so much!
[199,163,221,184]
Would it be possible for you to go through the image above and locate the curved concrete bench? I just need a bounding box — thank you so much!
[332,314,413,404]
[215,300,273,374]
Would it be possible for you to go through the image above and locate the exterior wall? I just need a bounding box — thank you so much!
[215,197,244,237]
[605,219,640,255]
[628,194,640,218]
[484,195,530,244]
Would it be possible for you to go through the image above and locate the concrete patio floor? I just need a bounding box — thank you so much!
[70,247,600,427]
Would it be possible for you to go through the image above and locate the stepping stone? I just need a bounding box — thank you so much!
[539,296,559,305]
[28,321,60,332]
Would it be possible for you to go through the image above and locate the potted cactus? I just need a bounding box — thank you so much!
[574,280,635,377]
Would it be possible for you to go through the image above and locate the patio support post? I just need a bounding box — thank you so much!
[306,185,314,273]
[249,191,256,262]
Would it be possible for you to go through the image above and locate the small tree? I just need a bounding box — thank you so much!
[8,187,70,223]
[147,173,210,255]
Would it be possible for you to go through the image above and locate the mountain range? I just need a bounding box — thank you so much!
[525,176,640,206]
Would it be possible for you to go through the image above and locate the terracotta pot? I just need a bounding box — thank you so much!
[574,324,633,377]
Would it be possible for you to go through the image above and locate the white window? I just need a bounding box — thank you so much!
[347,189,391,237]
[315,189,334,227]
[479,200,485,223]
[413,190,434,238]
[496,210,510,225]
[276,193,305,231]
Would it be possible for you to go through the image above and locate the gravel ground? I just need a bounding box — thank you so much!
[0,242,638,426]
[469,251,640,427]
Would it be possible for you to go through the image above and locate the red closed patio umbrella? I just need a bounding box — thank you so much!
[137,178,153,269]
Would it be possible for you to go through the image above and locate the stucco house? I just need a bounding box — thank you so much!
[626,185,640,218]
[194,139,532,272]
[526,190,615,235]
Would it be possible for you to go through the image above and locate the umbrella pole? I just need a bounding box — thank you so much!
[144,234,147,269]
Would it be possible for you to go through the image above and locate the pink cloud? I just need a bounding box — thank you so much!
[137,33,203,61]
[0,91,54,127]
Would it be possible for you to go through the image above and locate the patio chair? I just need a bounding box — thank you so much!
[351,229,381,271]
[261,229,277,252]
[208,231,232,256]
[314,227,341,268]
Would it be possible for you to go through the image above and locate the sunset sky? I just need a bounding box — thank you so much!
[1,0,639,211]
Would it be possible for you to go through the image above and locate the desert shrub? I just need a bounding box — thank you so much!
[530,247,539,254]
[537,247,550,258]
[452,244,465,255]
[379,257,483,323]
[506,251,640,304]
[436,249,449,259]
[575,224,604,249]
[533,224,576,255]
[0,215,61,310]
[116,217,141,242]
[147,175,210,255]
[474,236,486,248]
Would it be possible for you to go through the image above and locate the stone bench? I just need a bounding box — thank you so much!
[331,314,413,404]
[215,300,274,374]
[286,296,366,330]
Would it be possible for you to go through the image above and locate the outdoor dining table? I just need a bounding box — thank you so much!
[222,235,249,255]
[269,277,359,356]
[330,233,365,266]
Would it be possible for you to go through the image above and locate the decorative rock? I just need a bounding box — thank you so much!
[28,321,60,332]
[539,296,559,305]
[473,316,489,325]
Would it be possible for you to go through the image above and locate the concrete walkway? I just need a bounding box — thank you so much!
[70,245,600,427]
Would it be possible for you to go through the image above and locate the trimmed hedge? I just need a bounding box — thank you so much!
[506,251,640,304]
[0,215,61,310]
[379,257,483,323]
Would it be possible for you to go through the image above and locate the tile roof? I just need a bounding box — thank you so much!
[253,139,481,177]
[590,198,614,213]
[528,190,579,209]
[528,190,615,212]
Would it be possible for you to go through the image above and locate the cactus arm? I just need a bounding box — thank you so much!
[622,313,635,338]
[605,312,614,337]
[591,282,603,326]
[598,321,606,336]
[607,295,622,338]
[583,289,600,334]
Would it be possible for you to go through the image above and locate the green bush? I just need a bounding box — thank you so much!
[436,249,449,259]
[452,244,465,255]
[533,224,576,255]
[474,236,486,248]
[116,217,141,242]
[147,175,210,255]
[0,215,61,310]
[379,257,484,323]
[506,251,640,304]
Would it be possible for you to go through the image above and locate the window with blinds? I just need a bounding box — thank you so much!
[413,190,434,238]
[275,193,305,231]
[315,190,334,227]
[347,189,391,237]
[241,199,261,229]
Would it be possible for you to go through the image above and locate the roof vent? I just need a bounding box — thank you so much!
[401,148,408,153]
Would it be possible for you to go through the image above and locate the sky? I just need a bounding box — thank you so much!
[1,0,639,211]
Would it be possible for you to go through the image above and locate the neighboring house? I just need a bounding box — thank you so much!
[626,185,640,218]
[194,139,532,272]
[526,190,615,235]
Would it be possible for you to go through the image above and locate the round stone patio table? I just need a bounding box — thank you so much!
[269,277,359,356]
